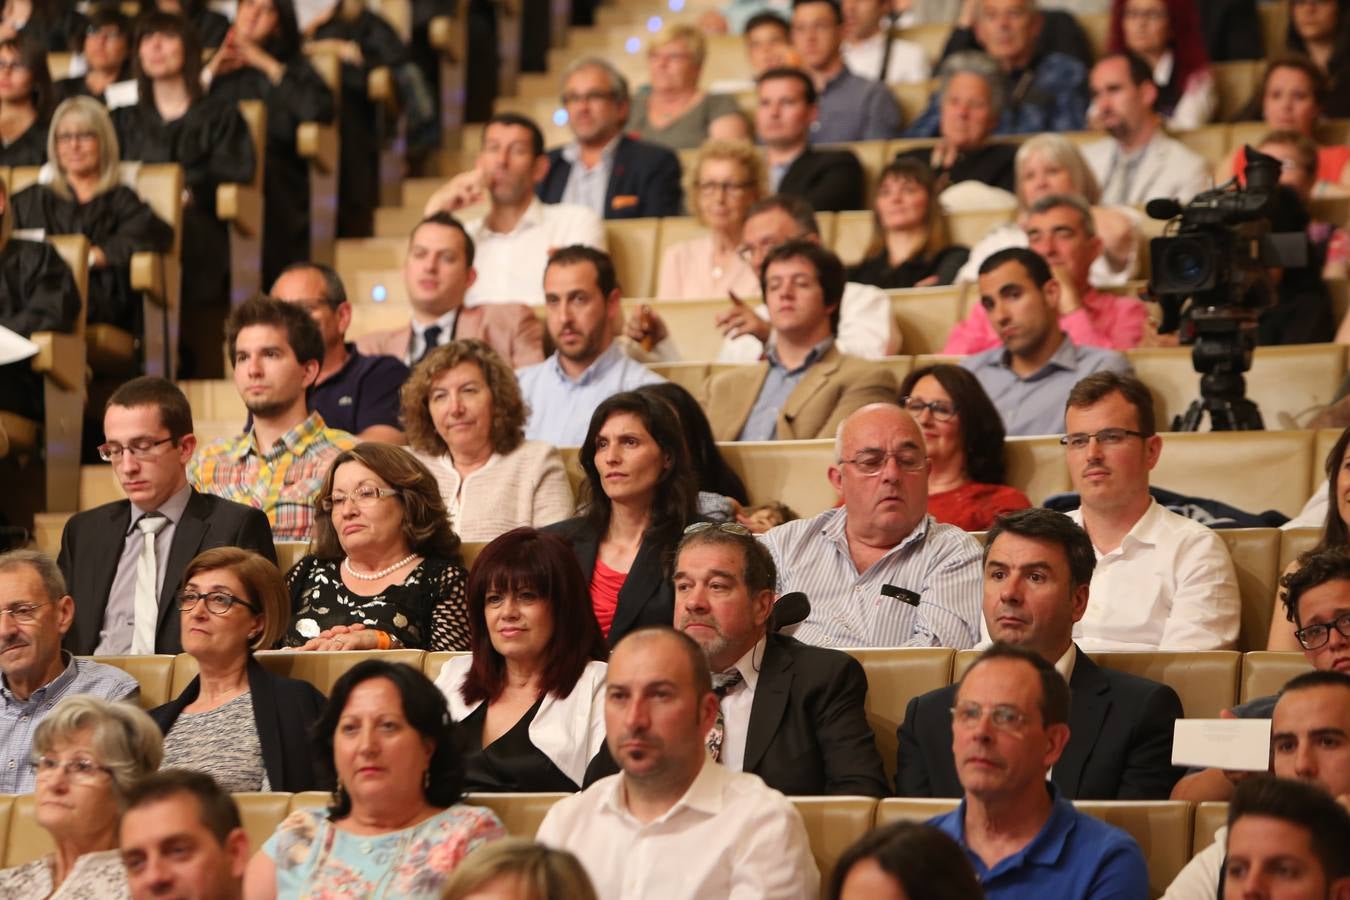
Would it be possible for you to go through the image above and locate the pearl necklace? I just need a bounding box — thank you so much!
[343,553,418,580]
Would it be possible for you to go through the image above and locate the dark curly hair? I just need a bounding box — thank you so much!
[316,660,463,818]
[400,340,527,458]
[827,821,983,900]
[1280,546,1350,625]
[311,443,463,561]
[898,363,1008,484]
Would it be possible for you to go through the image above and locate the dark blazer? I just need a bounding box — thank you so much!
[744,633,889,796]
[537,135,683,219]
[58,489,277,656]
[150,656,331,792]
[896,648,1184,799]
[545,515,686,646]
[778,147,865,213]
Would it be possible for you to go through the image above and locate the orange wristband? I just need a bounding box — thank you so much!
[375,630,392,651]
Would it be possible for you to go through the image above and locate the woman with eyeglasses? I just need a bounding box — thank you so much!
[652,139,766,300]
[1106,0,1216,129]
[150,547,328,793]
[286,442,472,652]
[12,97,173,335]
[0,695,162,897]
[896,364,1029,532]
[0,34,53,165]
[630,25,748,151]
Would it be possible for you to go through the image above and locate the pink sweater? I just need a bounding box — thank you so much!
[942,288,1147,354]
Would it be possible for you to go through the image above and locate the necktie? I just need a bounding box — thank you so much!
[417,324,443,365]
[131,514,168,654]
[705,669,744,763]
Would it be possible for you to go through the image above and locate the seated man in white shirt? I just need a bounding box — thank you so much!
[840,0,928,83]
[1082,53,1210,207]
[420,112,606,306]
[1062,371,1241,650]
[625,194,899,360]
[535,626,819,900]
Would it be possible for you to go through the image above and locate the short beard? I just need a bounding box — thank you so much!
[243,396,294,420]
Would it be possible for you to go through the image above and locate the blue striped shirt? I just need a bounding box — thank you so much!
[760,509,984,648]
[0,653,140,793]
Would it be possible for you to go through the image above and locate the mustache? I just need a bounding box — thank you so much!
[0,637,29,653]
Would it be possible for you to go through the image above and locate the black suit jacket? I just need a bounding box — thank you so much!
[896,648,1184,799]
[744,633,889,796]
[778,147,865,213]
[545,515,683,646]
[150,656,331,792]
[58,489,277,655]
[538,135,683,219]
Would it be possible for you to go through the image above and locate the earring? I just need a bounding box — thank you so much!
[423,768,431,791]
[332,779,348,807]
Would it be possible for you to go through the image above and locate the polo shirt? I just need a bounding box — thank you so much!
[308,343,409,434]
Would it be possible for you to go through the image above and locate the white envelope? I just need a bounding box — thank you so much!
[1171,718,1272,771]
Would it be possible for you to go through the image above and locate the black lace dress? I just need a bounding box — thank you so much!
[284,555,471,650]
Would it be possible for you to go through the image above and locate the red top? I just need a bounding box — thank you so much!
[590,559,627,638]
[929,482,1032,532]
[1232,143,1350,187]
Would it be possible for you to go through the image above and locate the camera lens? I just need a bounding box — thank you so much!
[1161,237,1215,290]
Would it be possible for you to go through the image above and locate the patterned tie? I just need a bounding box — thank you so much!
[705,669,744,763]
[416,324,443,365]
[131,513,168,654]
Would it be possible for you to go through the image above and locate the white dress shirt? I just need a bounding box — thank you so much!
[536,757,819,900]
[841,33,930,84]
[465,198,606,306]
[1081,131,1211,207]
[1069,500,1241,650]
[716,637,766,772]
[1161,825,1223,900]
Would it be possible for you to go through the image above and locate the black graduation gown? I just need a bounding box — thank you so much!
[54,64,134,104]
[189,9,231,49]
[209,58,336,285]
[113,97,256,314]
[0,117,48,166]
[0,239,80,418]
[12,184,174,333]
[312,10,408,238]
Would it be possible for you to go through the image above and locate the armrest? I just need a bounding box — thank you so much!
[297,121,340,175]
[130,252,167,307]
[217,182,262,238]
[428,16,455,54]
[30,332,85,392]
[368,66,399,116]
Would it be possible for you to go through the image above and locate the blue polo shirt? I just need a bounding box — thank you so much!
[930,785,1149,900]
[308,343,409,435]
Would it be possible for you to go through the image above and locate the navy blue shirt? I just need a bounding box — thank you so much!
[308,343,409,435]
[930,784,1149,900]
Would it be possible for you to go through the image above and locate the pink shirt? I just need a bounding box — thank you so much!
[657,235,761,300]
[942,287,1147,354]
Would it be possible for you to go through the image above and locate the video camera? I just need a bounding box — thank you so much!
[1145,146,1308,430]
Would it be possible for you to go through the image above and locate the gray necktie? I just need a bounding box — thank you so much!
[131,514,167,654]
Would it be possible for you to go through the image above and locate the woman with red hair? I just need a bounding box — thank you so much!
[1108,0,1216,129]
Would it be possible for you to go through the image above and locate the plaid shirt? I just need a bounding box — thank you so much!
[0,653,140,793]
[187,412,356,542]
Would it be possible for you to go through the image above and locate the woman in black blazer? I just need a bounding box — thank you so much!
[546,391,702,646]
[150,547,329,792]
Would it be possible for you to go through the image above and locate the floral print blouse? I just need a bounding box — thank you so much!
[284,556,471,650]
[262,805,505,899]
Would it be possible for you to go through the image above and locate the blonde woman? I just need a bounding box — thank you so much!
[441,839,599,900]
[11,95,172,331]
[848,157,969,289]
[656,139,767,299]
[629,25,750,150]
[0,696,163,899]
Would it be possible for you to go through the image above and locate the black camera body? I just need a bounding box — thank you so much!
[1145,146,1307,430]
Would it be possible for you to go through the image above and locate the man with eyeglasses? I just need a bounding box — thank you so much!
[670,521,888,796]
[188,296,357,543]
[1063,371,1240,650]
[535,57,682,220]
[625,195,897,361]
[699,239,896,441]
[0,549,138,794]
[899,507,1184,800]
[927,642,1149,898]
[759,402,983,648]
[961,247,1132,436]
[755,67,864,212]
[57,376,274,656]
[271,262,407,443]
[422,112,605,307]
[1173,547,1350,806]
[790,0,902,141]
[1165,669,1350,899]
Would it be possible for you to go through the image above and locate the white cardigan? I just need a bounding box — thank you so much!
[437,656,608,788]
[413,441,575,543]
